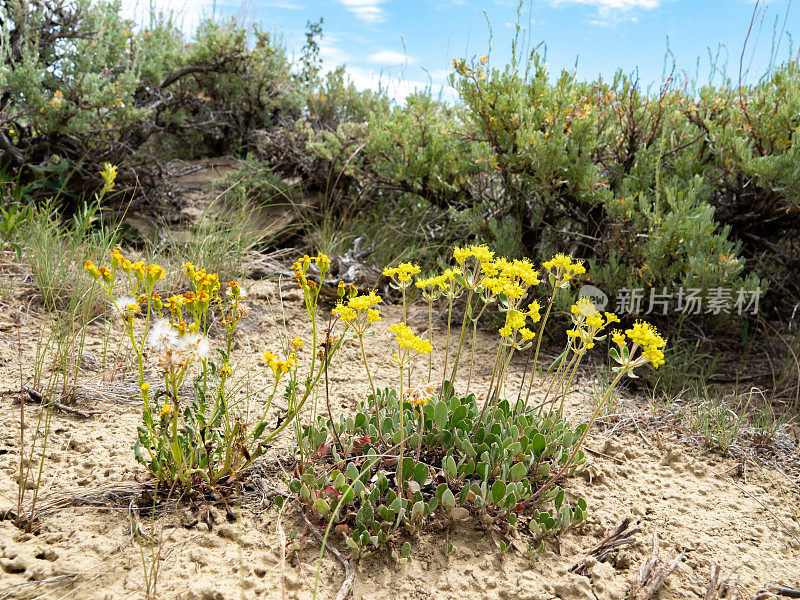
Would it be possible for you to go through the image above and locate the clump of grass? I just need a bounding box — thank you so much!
[150,195,278,294]
[688,392,743,456]
[13,166,120,531]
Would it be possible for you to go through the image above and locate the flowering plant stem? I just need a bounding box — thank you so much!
[521,287,557,404]
[448,288,473,384]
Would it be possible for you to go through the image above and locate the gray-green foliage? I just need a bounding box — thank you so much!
[292,388,587,558]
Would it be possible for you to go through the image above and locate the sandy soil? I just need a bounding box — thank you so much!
[1,267,800,600]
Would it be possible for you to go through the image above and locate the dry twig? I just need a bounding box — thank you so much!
[627,533,684,600]
[300,511,355,600]
[570,517,641,575]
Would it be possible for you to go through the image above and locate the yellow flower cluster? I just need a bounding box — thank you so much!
[348,290,382,312]
[333,291,383,330]
[85,248,165,298]
[99,163,118,193]
[388,323,433,355]
[566,298,620,351]
[292,253,331,293]
[542,253,586,279]
[332,304,357,321]
[384,262,421,284]
[415,270,452,292]
[453,244,495,265]
[499,309,535,340]
[261,350,296,378]
[527,301,542,323]
[183,263,221,297]
[624,321,666,368]
[479,257,540,300]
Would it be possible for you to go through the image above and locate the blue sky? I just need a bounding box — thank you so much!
[126,0,798,100]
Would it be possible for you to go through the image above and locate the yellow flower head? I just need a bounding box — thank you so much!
[624,321,667,368]
[543,253,572,271]
[571,297,597,318]
[384,262,421,284]
[131,261,146,281]
[99,163,118,192]
[146,263,165,286]
[506,309,526,331]
[348,291,383,312]
[527,301,542,323]
[110,248,124,269]
[388,323,432,355]
[84,260,101,280]
[586,313,604,330]
[453,246,470,264]
[315,253,331,273]
[292,336,304,350]
[183,262,197,280]
[332,303,357,321]
[470,244,495,264]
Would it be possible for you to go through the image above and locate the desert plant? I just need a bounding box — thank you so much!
[288,245,666,561]
[84,249,338,488]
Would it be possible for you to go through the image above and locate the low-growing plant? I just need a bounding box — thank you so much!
[690,394,743,455]
[0,203,31,258]
[84,249,338,488]
[84,241,667,565]
[287,245,666,562]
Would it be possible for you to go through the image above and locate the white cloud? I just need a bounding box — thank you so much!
[337,0,386,23]
[550,0,662,24]
[551,0,661,8]
[263,1,304,9]
[344,66,457,103]
[320,36,350,65]
[368,50,416,65]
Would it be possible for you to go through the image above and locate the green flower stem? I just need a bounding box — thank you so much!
[529,367,627,505]
[258,338,343,448]
[358,334,384,444]
[522,288,557,405]
[490,343,515,425]
[397,358,405,498]
[427,298,434,383]
[448,288,474,384]
[465,319,478,394]
[538,341,572,416]
[441,292,454,394]
[416,407,424,459]
[556,351,585,418]
[472,344,504,438]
